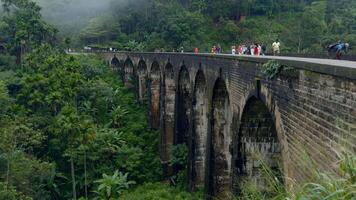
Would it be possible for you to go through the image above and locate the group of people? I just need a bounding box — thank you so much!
[168,39,350,60]
[231,44,266,56]
[207,39,281,56]
[229,39,281,56]
[211,45,223,54]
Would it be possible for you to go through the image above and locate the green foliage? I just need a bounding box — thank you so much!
[261,60,284,79]
[236,156,285,200]
[0,43,162,199]
[0,0,57,59]
[94,171,135,200]
[170,144,189,167]
[235,152,356,200]
[170,144,189,190]
[0,54,16,70]
[299,153,356,200]
[121,182,203,200]
[124,40,145,52]
[0,80,11,115]
[57,0,354,54]
[0,182,32,200]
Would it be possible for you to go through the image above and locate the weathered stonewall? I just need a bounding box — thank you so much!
[104,52,356,199]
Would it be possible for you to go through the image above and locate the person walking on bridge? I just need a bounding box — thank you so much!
[211,46,216,54]
[272,39,281,56]
[261,44,267,56]
[231,46,236,55]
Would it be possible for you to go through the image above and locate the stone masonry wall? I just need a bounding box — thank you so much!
[100,52,356,198]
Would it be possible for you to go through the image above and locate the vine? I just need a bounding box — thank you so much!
[261,60,292,80]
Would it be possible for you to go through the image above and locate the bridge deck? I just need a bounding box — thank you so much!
[228,54,356,80]
[74,52,356,79]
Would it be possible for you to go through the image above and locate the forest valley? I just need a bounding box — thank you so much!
[0,0,356,200]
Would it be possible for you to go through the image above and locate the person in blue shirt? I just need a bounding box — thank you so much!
[327,41,350,59]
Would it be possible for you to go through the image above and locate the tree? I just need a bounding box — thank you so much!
[52,105,96,200]
[0,0,57,62]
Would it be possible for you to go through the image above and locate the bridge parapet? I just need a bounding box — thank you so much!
[97,52,356,198]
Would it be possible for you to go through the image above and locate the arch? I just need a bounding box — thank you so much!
[150,61,161,129]
[191,69,208,190]
[207,78,232,199]
[176,65,192,145]
[137,60,148,103]
[110,56,121,71]
[161,63,176,177]
[233,96,282,193]
[124,57,134,87]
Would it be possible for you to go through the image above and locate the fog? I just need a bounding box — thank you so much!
[34,0,115,36]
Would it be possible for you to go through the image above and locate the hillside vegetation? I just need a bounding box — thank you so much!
[46,0,356,53]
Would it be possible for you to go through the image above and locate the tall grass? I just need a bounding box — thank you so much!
[235,151,356,200]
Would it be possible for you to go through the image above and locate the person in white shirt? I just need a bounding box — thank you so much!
[272,39,281,56]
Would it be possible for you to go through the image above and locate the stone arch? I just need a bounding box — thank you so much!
[207,77,232,199]
[110,56,121,71]
[233,94,282,193]
[137,60,148,103]
[124,57,134,87]
[191,69,208,190]
[161,62,176,177]
[176,65,192,146]
[150,61,161,129]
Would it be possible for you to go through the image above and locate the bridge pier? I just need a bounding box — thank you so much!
[191,69,208,190]
[207,77,232,199]
[161,63,176,177]
[150,61,161,130]
[137,60,148,103]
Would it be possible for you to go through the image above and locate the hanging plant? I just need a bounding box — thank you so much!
[261,60,295,80]
[261,60,284,80]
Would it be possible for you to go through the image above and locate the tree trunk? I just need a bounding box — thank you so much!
[84,150,88,200]
[70,156,77,200]
[6,157,10,188]
[298,37,301,53]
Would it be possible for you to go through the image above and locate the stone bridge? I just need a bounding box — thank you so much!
[98,52,355,198]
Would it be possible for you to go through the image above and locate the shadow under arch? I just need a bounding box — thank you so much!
[233,94,282,194]
[149,61,161,129]
[175,65,192,146]
[207,77,232,199]
[190,69,208,190]
[137,59,148,103]
[111,56,120,71]
[123,57,134,87]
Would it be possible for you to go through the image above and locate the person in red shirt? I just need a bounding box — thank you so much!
[211,46,216,54]
[253,43,259,56]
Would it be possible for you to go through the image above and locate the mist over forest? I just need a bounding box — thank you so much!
[34,0,113,37]
[31,0,356,53]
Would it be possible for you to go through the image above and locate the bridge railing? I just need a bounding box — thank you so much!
[72,49,356,62]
